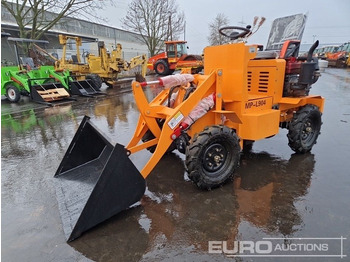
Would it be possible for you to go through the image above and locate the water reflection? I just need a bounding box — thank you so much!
[94,96,131,128]
[92,84,165,131]
[1,105,78,158]
[237,152,314,236]
[70,151,315,261]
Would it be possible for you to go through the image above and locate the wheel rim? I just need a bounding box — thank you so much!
[301,118,317,146]
[203,143,228,173]
[157,64,165,73]
[8,88,16,100]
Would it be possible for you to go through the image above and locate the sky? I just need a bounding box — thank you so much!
[101,0,350,54]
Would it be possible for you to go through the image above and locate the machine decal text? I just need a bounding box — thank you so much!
[245,99,267,109]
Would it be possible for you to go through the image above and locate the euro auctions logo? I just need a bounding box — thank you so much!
[208,237,347,258]
[209,240,274,255]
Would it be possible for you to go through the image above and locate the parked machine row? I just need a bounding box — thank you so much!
[315,42,350,68]
[1,35,148,105]
[1,38,83,105]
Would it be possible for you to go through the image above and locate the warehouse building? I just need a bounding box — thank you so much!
[1,3,149,65]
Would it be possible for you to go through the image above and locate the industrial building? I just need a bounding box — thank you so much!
[1,3,149,65]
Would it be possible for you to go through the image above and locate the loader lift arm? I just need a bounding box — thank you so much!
[126,72,217,177]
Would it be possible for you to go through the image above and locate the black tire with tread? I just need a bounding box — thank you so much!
[185,125,241,189]
[287,104,322,153]
[154,60,171,76]
[142,124,177,154]
[86,74,103,90]
[6,85,21,103]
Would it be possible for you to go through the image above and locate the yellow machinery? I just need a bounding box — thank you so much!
[54,25,324,241]
[55,34,148,88]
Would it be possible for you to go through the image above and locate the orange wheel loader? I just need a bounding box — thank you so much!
[54,25,324,241]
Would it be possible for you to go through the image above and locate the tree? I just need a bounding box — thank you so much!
[122,0,185,57]
[208,13,230,46]
[1,0,114,40]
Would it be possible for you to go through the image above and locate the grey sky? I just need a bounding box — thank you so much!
[103,0,350,53]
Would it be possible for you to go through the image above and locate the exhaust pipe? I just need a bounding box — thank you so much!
[307,40,319,62]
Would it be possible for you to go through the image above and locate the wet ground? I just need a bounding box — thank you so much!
[2,69,350,261]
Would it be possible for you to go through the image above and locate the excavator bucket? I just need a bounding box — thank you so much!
[135,72,146,83]
[69,79,105,96]
[54,116,146,242]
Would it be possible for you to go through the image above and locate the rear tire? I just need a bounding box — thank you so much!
[6,85,21,103]
[185,126,241,189]
[141,120,177,153]
[154,60,171,76]
[86,74,102,90]
[287,105,322,153]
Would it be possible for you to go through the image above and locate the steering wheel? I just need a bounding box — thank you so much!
[219,26,251,40]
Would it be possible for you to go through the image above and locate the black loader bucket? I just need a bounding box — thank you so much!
[69,79,105,96]
[30,82,72,105]
[54,116,146,242]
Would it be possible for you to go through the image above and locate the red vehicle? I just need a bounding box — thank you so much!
[147,40,203,75]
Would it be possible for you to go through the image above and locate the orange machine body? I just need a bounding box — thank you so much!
[127,42,324,178]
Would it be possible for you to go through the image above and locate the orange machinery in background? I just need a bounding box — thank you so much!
[147,40,203,75]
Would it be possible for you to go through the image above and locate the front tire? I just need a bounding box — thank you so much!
[287,105,322,153]
[185,126,241,189]
[6,85,21,103]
